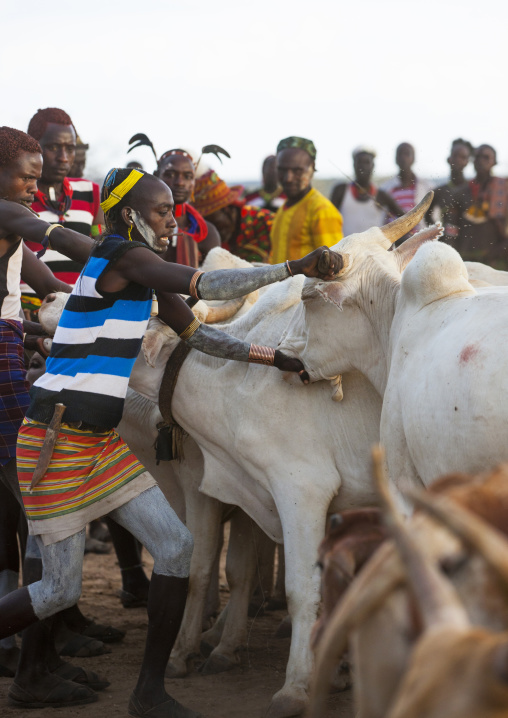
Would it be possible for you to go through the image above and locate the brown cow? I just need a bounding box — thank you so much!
[311,508,387,650]
[309,457,508,718]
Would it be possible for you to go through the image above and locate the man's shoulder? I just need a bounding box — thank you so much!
[379,176,400,192]
[67,177,99,191]
[308,188,342,216]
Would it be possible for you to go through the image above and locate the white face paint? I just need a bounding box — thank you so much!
[131,210,170,253]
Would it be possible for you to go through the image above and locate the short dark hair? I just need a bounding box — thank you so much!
[476,143,497,162]
[0,126,42,169]
[451,138,474,155]
[101,167,149,231]
[27,108,75,141]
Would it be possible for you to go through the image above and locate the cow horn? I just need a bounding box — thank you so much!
[309,540,403,718]
[204,296,247,324]
[409,489,508,591]
[380,191,434,243]
[372,445,468,631]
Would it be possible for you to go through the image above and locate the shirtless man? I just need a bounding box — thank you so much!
[0,157,342,717]
[156,148,220,266]
[426,138,473,249]
[0,126,111,708]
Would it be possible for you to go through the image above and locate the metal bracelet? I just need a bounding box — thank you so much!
[179,317,201,341]
[248,344,276,365]
[189,271,204,300]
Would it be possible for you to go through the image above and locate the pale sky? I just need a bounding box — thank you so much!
[2,0,507,186]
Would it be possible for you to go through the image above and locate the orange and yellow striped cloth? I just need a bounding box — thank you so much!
[17,419,147,526]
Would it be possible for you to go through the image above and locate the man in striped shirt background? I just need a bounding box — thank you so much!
[20,108,104,313]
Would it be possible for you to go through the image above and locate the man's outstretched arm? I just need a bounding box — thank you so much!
[116,245,344,300]
[21,245,72,298]
[0,200,93,264]
[156,291,305,375]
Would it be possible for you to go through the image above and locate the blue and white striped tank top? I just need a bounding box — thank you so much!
[29,235,152,429]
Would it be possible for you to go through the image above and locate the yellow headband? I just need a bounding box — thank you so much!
[100,169,144,212]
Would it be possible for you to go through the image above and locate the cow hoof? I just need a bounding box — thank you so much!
[165,657,189,678]
[274,616,292,639]
[199,652,238,675]
[266,688,308,718]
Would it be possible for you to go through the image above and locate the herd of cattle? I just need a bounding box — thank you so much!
[39,191,508,717]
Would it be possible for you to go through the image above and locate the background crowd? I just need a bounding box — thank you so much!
[19,107,508,327]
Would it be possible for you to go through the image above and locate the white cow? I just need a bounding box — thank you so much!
[145,278,382,718]
[278,193,508,503]
[39,260,382,717]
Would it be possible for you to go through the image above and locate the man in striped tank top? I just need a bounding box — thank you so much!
[380,142,433,235]
[21,108,104,314]
[0,165,344,718]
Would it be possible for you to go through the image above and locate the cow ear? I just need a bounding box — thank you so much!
[394,223,444,270]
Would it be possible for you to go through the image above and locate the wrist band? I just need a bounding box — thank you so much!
[248,344,276,365]
[37,224,63,259]
[189,271,204,300]
[91,223,103,237]
[179,317,201,340]
[285,260,293,277]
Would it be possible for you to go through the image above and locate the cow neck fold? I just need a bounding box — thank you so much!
[358,258,401,396]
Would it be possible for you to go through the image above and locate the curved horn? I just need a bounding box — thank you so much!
[372,445,468,631]
[309,540,404,718]
[409,488,508,590]
[380,191,434,243]
[204,296,246,324]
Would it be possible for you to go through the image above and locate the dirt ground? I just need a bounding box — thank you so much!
[0,543,353,718]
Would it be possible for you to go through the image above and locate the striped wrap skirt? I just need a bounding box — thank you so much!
[17,418,156,545]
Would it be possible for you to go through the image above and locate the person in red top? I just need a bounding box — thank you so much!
[193,170,273,263]
[156,149,220,267]
[21,108,104,313]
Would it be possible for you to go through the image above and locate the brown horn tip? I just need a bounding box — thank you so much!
[204,296,246,324]
[381,191,434,243]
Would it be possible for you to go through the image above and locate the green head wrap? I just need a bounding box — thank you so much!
[276,136,317,162]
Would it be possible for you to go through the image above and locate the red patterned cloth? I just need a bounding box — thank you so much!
[468,177,508,220]
[225,205,274,263]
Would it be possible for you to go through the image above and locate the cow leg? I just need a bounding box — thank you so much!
[200,602,229,655]
[200,510,260,674]
[202,528,222,629]
[267,497,328,718]
[167,493,222,677]
[269,543,287,611]
[249,533,275,615]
